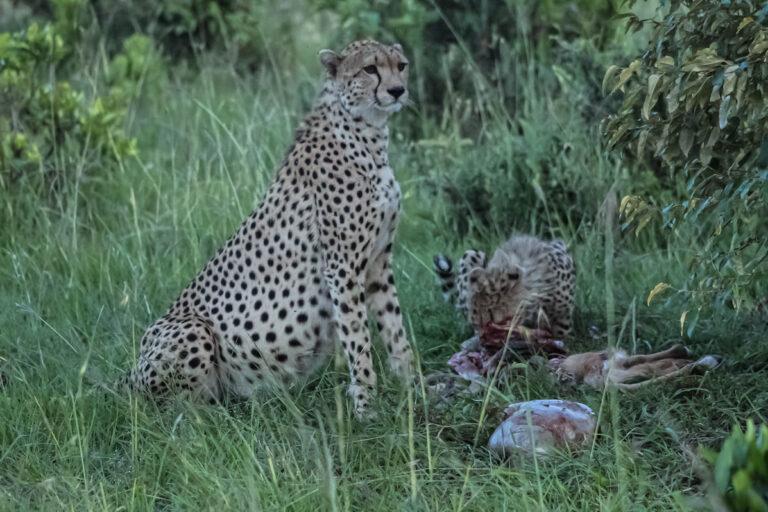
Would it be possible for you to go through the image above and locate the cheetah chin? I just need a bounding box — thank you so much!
[378,101,404,113]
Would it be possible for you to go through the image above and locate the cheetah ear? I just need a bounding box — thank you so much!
[391,43,404,53]
[319,49,340,78]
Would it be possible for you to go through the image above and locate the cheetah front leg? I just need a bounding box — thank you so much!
[366,250,413,381]
[323,262,378,419]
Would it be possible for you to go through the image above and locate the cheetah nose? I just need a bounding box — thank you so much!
[387,86,405,99]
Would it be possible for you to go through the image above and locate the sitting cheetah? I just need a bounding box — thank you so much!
[434,235,575,338]
[124,40,413,418]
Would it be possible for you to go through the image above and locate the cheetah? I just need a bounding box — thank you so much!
[124,40,413,418]
[434,234,575,338]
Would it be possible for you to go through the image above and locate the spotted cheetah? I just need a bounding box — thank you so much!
[124,40,413,418]
[434,235,575,338]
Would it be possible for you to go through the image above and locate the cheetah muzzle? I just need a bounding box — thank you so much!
[123,40,413,419]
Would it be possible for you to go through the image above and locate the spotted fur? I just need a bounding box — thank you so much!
[434,235,575,338]
[124,40,413,418]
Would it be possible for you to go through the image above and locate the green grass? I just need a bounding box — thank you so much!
[1,55,767,511]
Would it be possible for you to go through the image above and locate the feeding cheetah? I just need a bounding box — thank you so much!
[434,235,575,338]
[123,40,413,418]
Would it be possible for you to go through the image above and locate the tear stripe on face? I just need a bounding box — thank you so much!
[372,66,382,106]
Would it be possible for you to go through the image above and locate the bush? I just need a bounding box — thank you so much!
[603,0,768,314]
[410,54,625,240]
[703,420,768,512]
[0,7,164,206]
[303,1,628,238]
[310,0,620,120]
[92,0,300,69]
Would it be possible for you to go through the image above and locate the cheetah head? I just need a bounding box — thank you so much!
[467,264,527,329]
[319,40,409,123]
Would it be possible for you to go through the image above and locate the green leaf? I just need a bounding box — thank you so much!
[655,55,675,70]
[732,469,752,494]
[682,48,728,73]
[679,128,694,157]
[715,436,735,491]
[719,95,732,129]
[722,67,738,97]
[706,127,721,149]
[607,121,631,148]
[735,72,748,109]
[637,129,649,157]
[602,65,621,95]
[666,79,681,115]
[642,74,662,121]
[750,33,768,56]
[612,59,641,93]
[685,308,700,337]
[647,282,671,305]
[737,16,754,32]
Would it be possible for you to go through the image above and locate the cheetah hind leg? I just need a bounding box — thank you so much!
[126,315,222,404]
[455,249,487,318]
[432,250,487,317]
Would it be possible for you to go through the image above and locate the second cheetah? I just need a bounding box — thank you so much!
[434,234,575,338]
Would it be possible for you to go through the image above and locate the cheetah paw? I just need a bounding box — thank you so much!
[348,384,377,421]
[388,353,414,381]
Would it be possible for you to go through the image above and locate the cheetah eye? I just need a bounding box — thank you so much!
[363,65,377,75]
[397,62,407,72]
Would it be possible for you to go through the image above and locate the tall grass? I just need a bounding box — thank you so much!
[1,8,767,511]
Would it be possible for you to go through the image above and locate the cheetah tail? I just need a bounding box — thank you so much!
[433,254,457,304]
[112,369,142,395]
[82,365,136,397]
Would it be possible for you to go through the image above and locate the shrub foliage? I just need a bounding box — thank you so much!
[604,0,768,312]
[0,1,164,203]
[703,420,768,512]
[311,0,619,117]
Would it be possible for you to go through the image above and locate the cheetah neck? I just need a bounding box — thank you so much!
[313,84,391,168]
